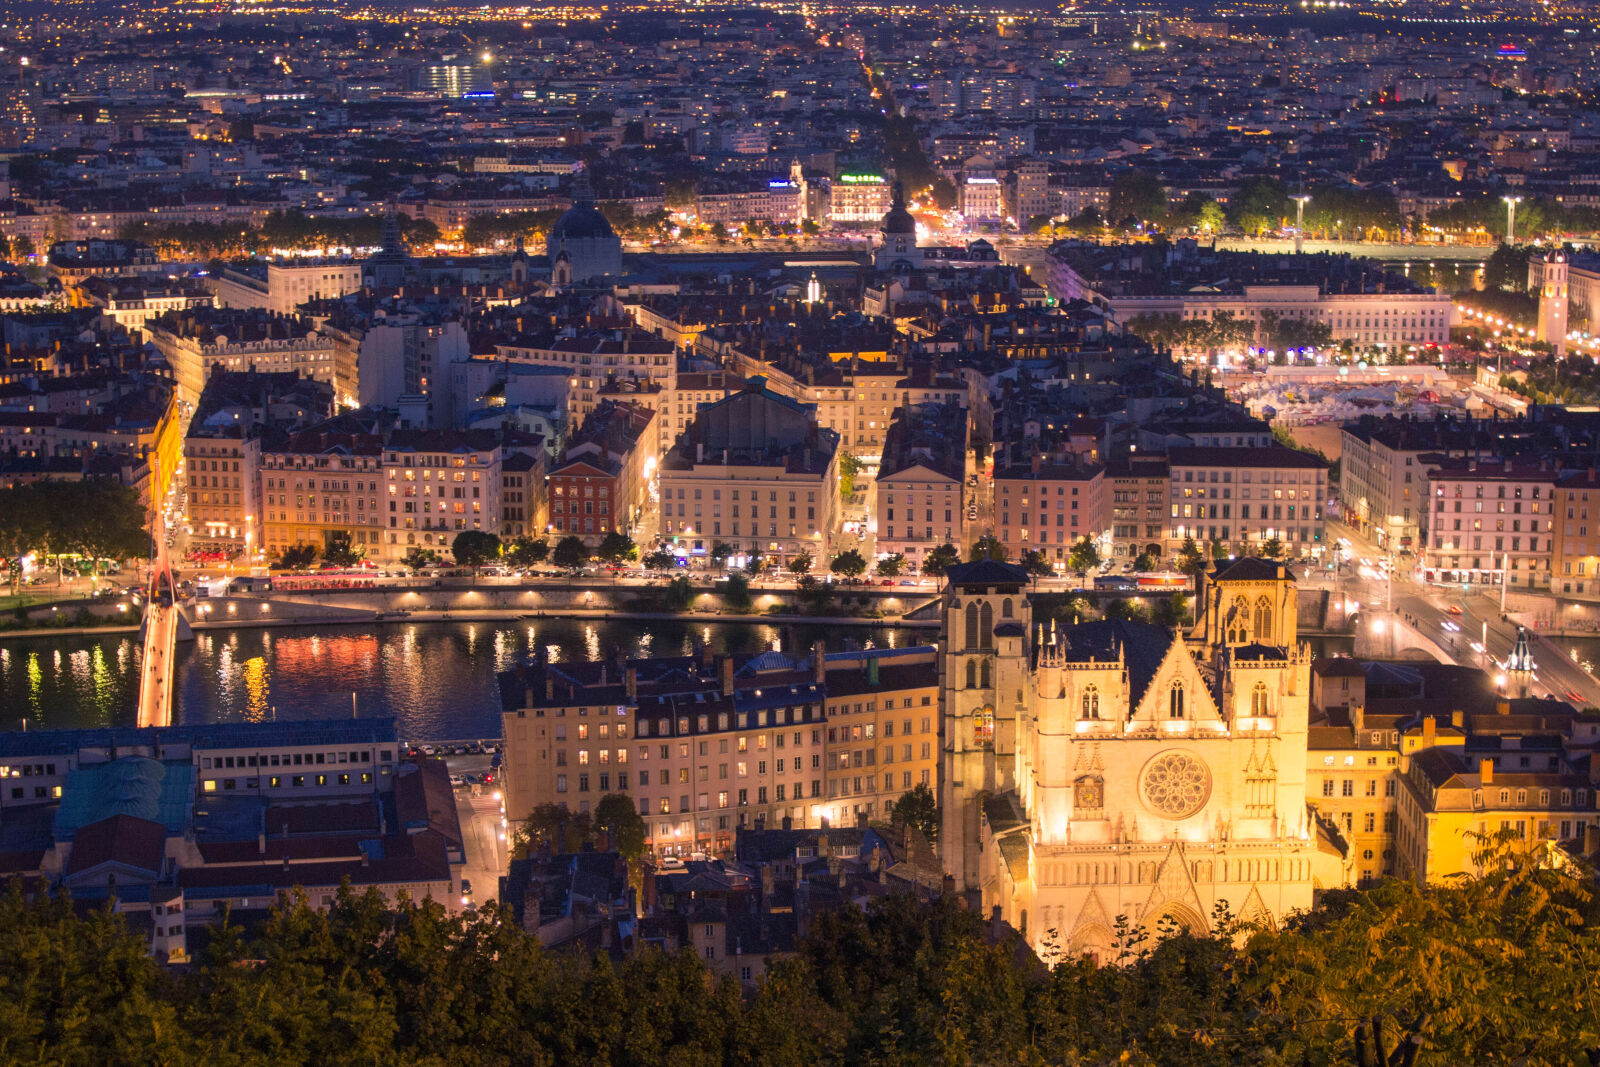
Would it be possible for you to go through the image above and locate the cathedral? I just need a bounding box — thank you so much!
[938,558,1345,963]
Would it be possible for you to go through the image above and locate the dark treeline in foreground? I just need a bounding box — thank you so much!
[2,839,1597,1066]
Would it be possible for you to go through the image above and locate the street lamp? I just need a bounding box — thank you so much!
[1291,195,1312,254]
[1502,195,1523,243]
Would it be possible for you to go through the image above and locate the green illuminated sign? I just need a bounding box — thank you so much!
[839,174,884,184]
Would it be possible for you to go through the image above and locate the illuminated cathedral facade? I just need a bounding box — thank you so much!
[938,558,1343,962]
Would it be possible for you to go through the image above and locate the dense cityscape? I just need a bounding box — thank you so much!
[1,0,1599,1059]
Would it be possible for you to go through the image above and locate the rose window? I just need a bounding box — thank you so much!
[1140,751,1211,819]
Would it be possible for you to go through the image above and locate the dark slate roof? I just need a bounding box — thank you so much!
[1051,619,1176,712]
[945,559,1029,589]
[64,814,166,878]
[1210,557,1296,582]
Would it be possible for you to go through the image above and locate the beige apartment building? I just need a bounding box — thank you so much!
[1419,458,1556,590]
[993,457,1109,568]
[260,430,386,561]
[1339,421,1432,553]
[658,381,839,564]
[874,404,968,569]
[1107,454,1169,560]
[1167,446,1329,559]
[1551,468,1600,600]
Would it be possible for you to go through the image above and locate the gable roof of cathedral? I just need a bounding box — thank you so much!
[945,559,1029,588]
[1052,619,1176,711]
[1209,557,1296,582]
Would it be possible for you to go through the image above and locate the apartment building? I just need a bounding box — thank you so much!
[501,451,547,541]
[148,308,337,406]
[1551,467,1600,600]
[498,645,938,856]
[1339,419,1437,553]
[183,370,335,559]
[1420,458,1557,590]
[826,174,893,224]
[874,404,968,570]
[658,380,839,563]
[380,429,512,562]
[496,328,677,452]
[212,259,364,316]
[668,370,738,447]
[260,424,386,561]
[1167,446,1328,558]
[1106,454,1169,560]
[993,456,1108,567]
[548,400,657,543]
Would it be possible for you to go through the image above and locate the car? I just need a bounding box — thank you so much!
[1567,689,1584,703]
[899,579,918,586]
[1447,605,1463,616]
[449,773,465,787]
[879,578,896,586]
[460,879,474,910]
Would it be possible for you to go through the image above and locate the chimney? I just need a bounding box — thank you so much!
[1421,716,1436,747]
[1479,757,1494,785]
[700,640,714,672]
[1031,451,1041,475]
[817,832,829,856]
[812,640,826,684]
[625,665,638,700]
[1450,709,1464,729]
[990,904,1003,941]
[720,655,734,696]
[1349,702,1364,732]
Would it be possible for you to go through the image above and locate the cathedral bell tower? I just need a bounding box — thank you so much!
[1532,251,1569,356]
[939,560,1032,892]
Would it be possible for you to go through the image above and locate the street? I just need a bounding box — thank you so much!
[444,753,509,910]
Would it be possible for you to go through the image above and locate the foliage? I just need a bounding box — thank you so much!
[1108,169,1168,228]
[1176,536,1207,577]
[795,574,834,614]
[662,575,696,612]
[1158,592,1193,627]
[1260,309,1334,352]
[787,551,814,577]
[552,536,589,570]
[275,542,319,571]
[504,536,548,569]
[923,542,961,579]
[969,535,1008,563]
[875,552,904,577]
[1133,550,1158,573]
[837,452,861,500]
[322,530,367,568]
[1498,356,1600,407]
[450,531,502,568]
[509,803,590,858]
[1067,536,1101,574]
[1484,242,1534,293]
[0,480,149,590]
[887,783,939,841]
[710,541,735,568]
[642,548,676,574]
[1301,184,1403,240]
[829,549,867,580]
[401,547,438,573]
[719,572,753,613]
[1,834,1599,1063]
[592,793,647,866]
[1020,549,1053,579]
[1228,175,1291,236]
[1261,536,1285,559]
[596,531,637,566]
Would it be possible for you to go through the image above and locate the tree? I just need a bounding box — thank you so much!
[1019,549,1053,580]
[1108,169,1168,229]
[1176,536,1207,577]
[552,535,589,570]
[1210,537,1230,561]
[923,542,961,580]
[1261,536,1285,559]
[969,535,1007,562]
[596,531,637,567]
[787,551,813,577]
[592,793,647,866]
[719,572,753,613]
[888,782,940,841]
[795,573,834,613]
[838,452,862,500]
[1198,200,1226,234]
[710,541,735,569]
[275,542,319,570]
[504,536,548,568]
[1067,537,1100,574]
[661,575,697,612]
[875,552,905,577]
[1158,592,1193,627]
[1132,550,1158,573]
[451,530,502,568]
[829,549,867,581]
[642,547,676,575]
[1228,175,1291,236]
[402,547,438,573]
[509,802,576,858]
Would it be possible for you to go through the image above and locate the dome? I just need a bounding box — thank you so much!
[550,202,616,242]
[881,180,916,236]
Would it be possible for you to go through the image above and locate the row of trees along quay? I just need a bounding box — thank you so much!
[0,480,149,594]
[0,832,1594,1063]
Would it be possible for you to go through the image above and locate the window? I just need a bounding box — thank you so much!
[1169,682,1185,719]
[1254,597,1273,639]
[1081,685,1100,720]
[1250,683,1269,717]
[974,706,995,746]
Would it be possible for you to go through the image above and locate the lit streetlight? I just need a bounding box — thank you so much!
[1502,195,1523,243]
[1291,195,1312,254]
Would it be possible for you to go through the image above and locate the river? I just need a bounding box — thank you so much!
[0,619,921,740]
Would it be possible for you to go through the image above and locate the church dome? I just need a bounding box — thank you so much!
[550,202,615,241]
[881,181,916,236]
